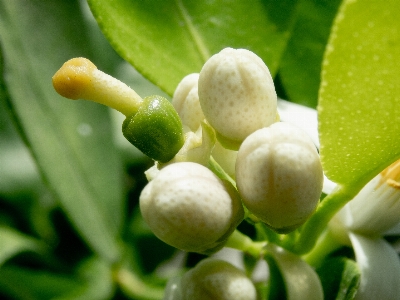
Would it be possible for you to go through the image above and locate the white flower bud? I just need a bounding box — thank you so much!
[172,73,205,132]
[180,258,257,300]
[236,122,323,233]
[140,162,244,254]
[198,48,277,149]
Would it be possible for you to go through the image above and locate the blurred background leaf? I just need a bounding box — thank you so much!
[0,0,123,262]
[0,226,44,267]
[0,266,82,300]
[54,257,114,300]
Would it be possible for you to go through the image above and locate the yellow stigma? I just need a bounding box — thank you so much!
[52,57,143,116]
[381,159,400,189]
[52,57,96,100]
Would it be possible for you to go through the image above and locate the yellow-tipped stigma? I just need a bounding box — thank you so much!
[52,57,143,116]
[52,57,96,100]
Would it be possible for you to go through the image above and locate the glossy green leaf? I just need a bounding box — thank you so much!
[0,226,44,267]
[0,0,122,261]
[88,0,300,96]
[316,257,360,300]
[279,0,341,108]
[318,0,400,186]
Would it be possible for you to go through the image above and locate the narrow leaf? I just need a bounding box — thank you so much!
[0,226,44,267]
[88,0,300,96]
[0,0,122,261]
[318,0,400,186]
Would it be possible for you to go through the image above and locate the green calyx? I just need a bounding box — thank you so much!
[122,95,184,163]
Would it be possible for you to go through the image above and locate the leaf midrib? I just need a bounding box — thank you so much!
[175,0,211,63]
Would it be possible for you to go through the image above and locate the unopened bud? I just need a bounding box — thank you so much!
[236,122,323,233]
[140,162,244,254]
[172,73,205,132]
[198,48,277,149]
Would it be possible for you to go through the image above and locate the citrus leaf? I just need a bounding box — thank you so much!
[87,0,300,96]
[279,0,341,108]
[0,0,122,262]
[318,0,400,186]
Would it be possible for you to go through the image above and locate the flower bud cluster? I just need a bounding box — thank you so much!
[52,51,325,299]
[140,47,323,253]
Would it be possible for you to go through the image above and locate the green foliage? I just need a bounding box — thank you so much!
[0,0,123,262]
[0,226,44,267]
[279,0,341,108]
[317,257,360,300]
[318,0,400,187]
[87,0,300,96]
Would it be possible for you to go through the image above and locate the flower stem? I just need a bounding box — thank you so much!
[208,155,237,188]
[208,156,255,220]
[292,184,360,255]
[302,228,342,268]
[225,230,267,258]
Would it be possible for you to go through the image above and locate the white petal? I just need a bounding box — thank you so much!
[277,99,319,148]
[349,233,400,300]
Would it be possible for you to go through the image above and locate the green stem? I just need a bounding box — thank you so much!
[115,268,165,300]
[292,184,360,255]
[208,156,256,220]
[225,230,267,258]
[208,155,237,188]
[254,222,281,245]
[302,228,342,268]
